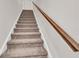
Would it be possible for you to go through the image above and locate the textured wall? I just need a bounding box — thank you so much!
[23,0,33,10]
[0,0,23,55]
[33,0,79,57]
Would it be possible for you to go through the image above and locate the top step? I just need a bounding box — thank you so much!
[20,10,34,16]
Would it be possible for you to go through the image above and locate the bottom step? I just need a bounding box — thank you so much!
[7,38,43,48]
[1,47,47,58]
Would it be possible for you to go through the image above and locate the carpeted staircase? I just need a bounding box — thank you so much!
[1,10,48,58]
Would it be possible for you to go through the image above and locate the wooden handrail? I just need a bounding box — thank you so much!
[33,2,79,51]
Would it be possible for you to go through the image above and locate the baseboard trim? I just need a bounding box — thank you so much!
[39,29,52,58]
[0,9,23,56]
[0,44,7,56]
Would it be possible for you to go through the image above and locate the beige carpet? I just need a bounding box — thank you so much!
[0,10,48,58]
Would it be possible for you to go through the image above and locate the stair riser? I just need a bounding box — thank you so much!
[16,24,37,26]
[21,14,34,15]
[19,18,35,21]
[21,14,34,16]
[14,27,38,29]
[17,22,36,24]
[18,21,36,23]
[16,24,37,27]
[22,12,33,13]
[14,29,39,33]
[1,55,47,58]
[17,22,36,25]
[18,20,36,22]
[28,55,47,58]
[18,19,36,22]
[8,43,43,48]
[21,13,34,14]
[16,25,37,28]
[11,34,41,39]
[20,16,34,18]
[21,13,34,16]
[16,23,37,26]
[18,21,36,22]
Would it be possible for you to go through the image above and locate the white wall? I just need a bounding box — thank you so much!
[0,0,23,55]
[23,0,33,10]
[33,0,79,58]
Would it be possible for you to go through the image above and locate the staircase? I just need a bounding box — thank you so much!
[1,10,48,58]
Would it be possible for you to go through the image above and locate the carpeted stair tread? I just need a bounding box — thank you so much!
[0,10,48,58]
[16,23,37,26]
[17,22,36,24]
[16,26,38,28]
[14,27,39,30]
[12,32,41,35]
[18,20,36,22]
[19,18,35,20]
[14,27,38,29]
[14,28,39,32]
[8,38,43,44]
[11,32,41,39]
[16,24,37,28]
[1,47,47,58]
